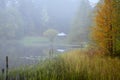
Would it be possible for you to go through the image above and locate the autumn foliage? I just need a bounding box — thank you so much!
[92,0,120,55]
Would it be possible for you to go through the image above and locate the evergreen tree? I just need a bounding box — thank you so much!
[69,0,92,45]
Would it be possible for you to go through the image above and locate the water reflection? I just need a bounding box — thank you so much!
[0,41,84,69]
[57,49,65,52]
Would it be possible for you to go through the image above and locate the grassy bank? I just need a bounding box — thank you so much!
[1,50,120,80]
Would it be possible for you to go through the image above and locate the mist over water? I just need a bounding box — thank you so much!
[0,0,95,68]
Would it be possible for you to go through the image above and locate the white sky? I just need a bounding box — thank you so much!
[71,0,99,3]
[89,0,99,3]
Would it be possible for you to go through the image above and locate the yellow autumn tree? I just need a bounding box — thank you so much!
[92,0,120,55]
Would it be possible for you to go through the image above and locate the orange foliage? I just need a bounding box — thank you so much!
[91,0,120,54]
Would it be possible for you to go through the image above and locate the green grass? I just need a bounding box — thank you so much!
[20,36,67,47]
[20,36,49,46]
[1,50,120,80]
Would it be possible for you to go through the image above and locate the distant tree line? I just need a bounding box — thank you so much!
[0,0,77,39]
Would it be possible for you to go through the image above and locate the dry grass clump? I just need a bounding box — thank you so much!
[1,49,120,80]
[61,49,120,80]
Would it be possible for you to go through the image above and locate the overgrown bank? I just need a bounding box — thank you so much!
[1,50,120,80]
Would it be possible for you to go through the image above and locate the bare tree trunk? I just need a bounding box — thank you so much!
[6,56,8,80]
[109,24,113,55]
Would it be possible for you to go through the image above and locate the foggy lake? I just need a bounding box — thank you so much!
[0,39,86,69]
[0,0,92,69]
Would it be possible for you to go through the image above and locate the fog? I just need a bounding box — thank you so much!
[0,0,97,68]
